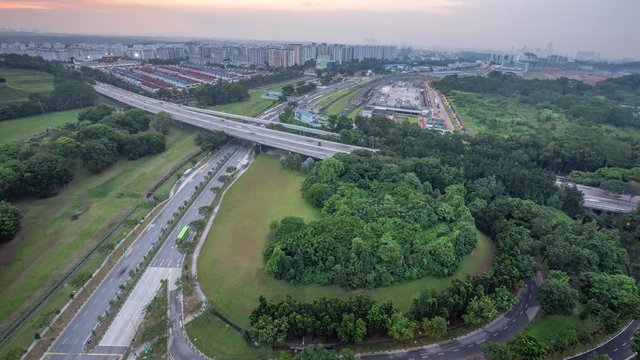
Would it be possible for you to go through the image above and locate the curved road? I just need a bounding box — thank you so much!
[567,320,639,360]
[361,275,542,360]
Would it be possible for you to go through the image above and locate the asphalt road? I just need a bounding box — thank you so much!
[567,320,639,360]
[94,83,366,159]
[44,143,241,360]
[166,143,253,360]
[556,178,640,212]
[361,275,542,360]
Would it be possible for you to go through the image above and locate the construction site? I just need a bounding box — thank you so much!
[361,79,455,132]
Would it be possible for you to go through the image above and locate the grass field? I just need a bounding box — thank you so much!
[323,86,362,116]
[207,90,276,117]
[0,109,82,145]
[0,68,54,106]
[207,82,297,117]
[186,314,277,360]
[0,126,199,340]
[197,155,495,327]
[348,104,364,119]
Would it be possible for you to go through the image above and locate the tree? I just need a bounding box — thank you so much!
[560,184,584,217]
[582,272,640,317]
[631,327,640,353]
[54,136,81,158]
[539,271,579,315]
[282,84,295,97]
[421,316,448,338]
[81,139,118,173]
[337,313,366,343]
[248,314,289,346]
[462,296,498,326]
[386,311,416,340]
[24,152,74,198]
[0,201,22,243]
[78,104,114,123]
[151,112,172,134]
[509,334,548,360]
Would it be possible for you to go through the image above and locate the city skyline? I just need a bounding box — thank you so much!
[0,0,639,59]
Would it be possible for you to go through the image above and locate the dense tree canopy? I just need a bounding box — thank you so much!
[265,152,477,289]
[0,200,22,243]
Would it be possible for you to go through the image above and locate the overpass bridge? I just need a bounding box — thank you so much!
[94,83,368,159]
[556,177,640,213]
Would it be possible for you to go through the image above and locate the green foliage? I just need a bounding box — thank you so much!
[337,313,366,343]
[0,200,22,243]
[151,111,172,135]
[248,295,396,345]
[78,104,114,123]
[462,295,498,326]
[192,82,250,106]
[539,271,579,315]
[81,138,118,173]
[139,280,169,344]
[24,152,74,198]
[122,132,166,160]
[195,131,228,152]
[386,311,416,340]
[279,345,356,360]
[0,55,98,121]
[631,327,640,353]
[265,153,476,289]
[420,316,448,338]
[582,272,640,318]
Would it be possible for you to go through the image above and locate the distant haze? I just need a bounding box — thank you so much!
[0,0,638,59]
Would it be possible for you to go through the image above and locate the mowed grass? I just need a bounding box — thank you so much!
[197,155,495,328]
[0,68,54,106]
[324,86,362,116]
[0,126,199,334]
[186,314,277,360]
[207,81,294,117]
[0,109,82,145]
[207,90,276,117]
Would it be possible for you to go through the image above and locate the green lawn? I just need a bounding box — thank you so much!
[186,314,277,360]
[0,109,82,145]
[522,310,602,360]
[197,155,495,328]
[551,208,573,224]
[207,90,276,117]
[0,126,199,339]
[348,104,364,119]
[318,85,360,110]
[0,68,54,106]
[323,86,362,116]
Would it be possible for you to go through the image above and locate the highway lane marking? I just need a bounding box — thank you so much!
[453,349,459,352]
[623,342,627,346]
[467,345,473,348]
[614,348,618,352]
[45,352,121,356]
[492,333,498,337]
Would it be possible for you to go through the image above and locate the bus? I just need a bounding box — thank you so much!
[176,226,190,244]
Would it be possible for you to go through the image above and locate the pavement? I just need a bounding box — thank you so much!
[94,82,366,159]
[360,274,542,360]
[166,143,253,360]
[567,320,639,360]
[556,178,640,212]
[43,142,243,360]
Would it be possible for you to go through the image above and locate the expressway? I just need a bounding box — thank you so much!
[94,83,368,159]
[556,178,640,212]
[43,142,244,360]
[360,274,542,360]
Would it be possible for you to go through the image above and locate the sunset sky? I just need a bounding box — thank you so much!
[1,0,638,58]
